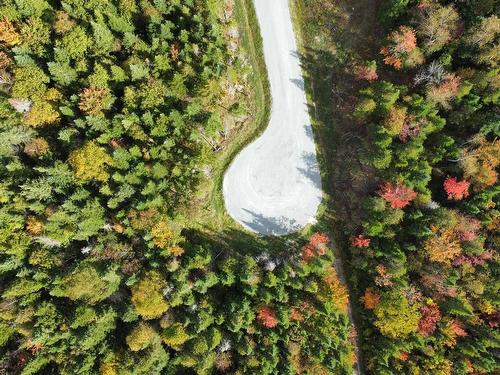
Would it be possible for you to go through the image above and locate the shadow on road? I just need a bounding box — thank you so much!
[297,151,322,189]
[241,208,300,235]
[303,123,314,140]
[289,78,305,90]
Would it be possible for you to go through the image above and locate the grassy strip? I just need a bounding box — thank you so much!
[289,0,332,228]
[289,0,381,373]
[180,0,271,232]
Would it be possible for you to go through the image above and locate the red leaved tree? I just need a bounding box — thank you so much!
[354,61,378,81]
[449,319,468,337]
[418,303,441,336]
[351,234,371,248]
[256,306,278,328]
[453,251,493,267]
[302,232,329,262]
[484,311,500,329]
[454,215,481,241]
[380,26,417,70]
[310,232,329,247]
[443,176,470,200]
[399,351,410,361]
[378,182,417,209]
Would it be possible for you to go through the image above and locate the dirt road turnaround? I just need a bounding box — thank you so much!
[223,0,322,235]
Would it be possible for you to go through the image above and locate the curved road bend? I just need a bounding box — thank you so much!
[223,0,322,236]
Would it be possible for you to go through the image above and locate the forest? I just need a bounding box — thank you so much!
[0,0,498,374]
[294,0,499,373]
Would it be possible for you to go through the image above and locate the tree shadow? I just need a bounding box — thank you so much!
[297,151,322,189]
[241,208,301,236]
[183,225,300,258]
[296,44,378,227]
[289,49,301,60]
[303,123,315,140]
[289,78,305,90]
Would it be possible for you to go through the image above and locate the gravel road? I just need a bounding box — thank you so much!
[223,0,322,235]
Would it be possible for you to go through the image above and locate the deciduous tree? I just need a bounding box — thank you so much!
[374,291,420,339]
[0,18,20,46]
[20,18,50,55]
[11,65,48,100]
[50,264,120,304]
[383,105,407,136]
[320,267,349,313]
[378,182,417,209]
[424,227,461,264]
[443,176,470,200]
[53,11,75,34]
[461,137,499,190]
[418,303,441,336]
[466,15,500,67]
[127,323,159,351]
[362,287,381,310]
[417,3,460,54]
[256,306,278,328]
[131,271,169,320]
[162,323,190,349]
[351,234,370,248]
[426,73,461,108]
[381,26,421,69]
[78,87,114,116]
[24,138,49,157]
[354,60,378,81]
[68,142,113,182]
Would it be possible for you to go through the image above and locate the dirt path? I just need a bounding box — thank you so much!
[222,0,322,236]
[333,254,362,375]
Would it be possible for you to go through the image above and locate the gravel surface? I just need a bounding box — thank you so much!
[223,0,322,235]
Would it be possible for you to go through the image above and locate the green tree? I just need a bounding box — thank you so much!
[59,26,90,59]
[161,323,190,349]
[48,61,78,85]
[50,264,120,304]
[11,65,49,99]
[20,17,51,55]
[91,21,115,55]
[379,0,410,25]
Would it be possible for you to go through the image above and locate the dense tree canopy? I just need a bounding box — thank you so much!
[346,0,500,373]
